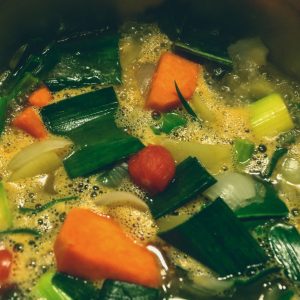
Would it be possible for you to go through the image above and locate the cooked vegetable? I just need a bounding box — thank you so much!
[12,107,48,139]
[64,137,143,178]
[159,198,268,276]
[269,224,300,282]
[95,192,148,212]
[204,172,256,210]
[190,93,215,122]
[159,139,232,174]
[8,137,72,172]
[128,145,176,194]
[9,151,62,181]
[146,52,199,111]
[0,228,40,237]
[32,272,70,300]
[233,138,255,166]
[0,249,12,282]
[0,182,13,230]
[263,147,288,178]
[99,280,160,300]
[97,163,128,188]
[151,112,187,135]
[54,208,161,288]
[281,157,300,184]
[28,86,53,107]
[20,196,78,214]
[150,157,216,219]
[45,32,121,91]
[248,94,294,138]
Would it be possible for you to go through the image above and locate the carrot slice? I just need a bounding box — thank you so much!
[147,52,200,112]
[54,208,161,288]
[28,86,53,107]
[12,107,48,139]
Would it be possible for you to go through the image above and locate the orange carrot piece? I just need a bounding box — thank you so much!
[28,86,53,107]
[147,52,200,112]
[54,208,161,288]
[12,107,48,139]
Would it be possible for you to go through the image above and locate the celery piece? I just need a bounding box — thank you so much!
[249,94,294,138]
[233,138,255,165]
[0,182,13,230]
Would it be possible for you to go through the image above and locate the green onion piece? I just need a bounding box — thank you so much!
[64,137,144,179]
[19,196,78,214]
[159,198,268,277]
[151,112,187,135]
[235,179,288,220]
[263,147,288,178]
[32,272,70,300]
[52,273,101,300]
[0,228,40,237]
[40,87,118,137]
[150,157,216,219]
[0,182,13,230]
[173,41,233,67]
[249,94,294,138]
[45,33,121,91]
[269,224,300,282]
[233,138,255,165]
[99,280,160,300]
[97,163,128,188]
[174,81,199,121]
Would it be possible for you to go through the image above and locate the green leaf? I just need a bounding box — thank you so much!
[233,138,255,165]
[45,32,121,91]
[269,223,300,282]
[151,112,187,135]
[159,198,268,277]
[150,157,216,219]
[263,147,288,178]
[99,280,160,300]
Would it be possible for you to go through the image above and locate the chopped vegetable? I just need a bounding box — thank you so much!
[233,138,255,166]
[146,52,199,111]
[32,272,70,300]
[159,139,232,174]
[8,137,72,172]
[269,224,300,282]
[204,172,256,210]
[64,137,144,178]
[128,145,176,195]
[54,208,161,288]
[174,81,199,120]
[263,147,288,178]
[95,192,148,212]
[99,280,160,300]
[28,86,53,107]
[150,157,216,219]
[159,198,268,277]
[151,112,187,135]
[0,228,40,237]
[281,157,300,184]
[19,196,78,214]
[97,163,128,188]
[0,182,13,230]
[52,273,101,300]
[0,249,12,282]
[9,151,62,181]
[12,107,48,139]
[248,94,294,138]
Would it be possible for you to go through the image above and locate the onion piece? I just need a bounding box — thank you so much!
[94,191,149,212]
[204,172,256,210]
[8,137,72,171]
[281,157,300,185]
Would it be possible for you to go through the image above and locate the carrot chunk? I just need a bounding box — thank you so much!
[147,52,200,112]
[28,86,53,107]
[12,107,48,139]
[54,208,161,288]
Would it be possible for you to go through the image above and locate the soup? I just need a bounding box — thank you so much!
[0,5,300,300]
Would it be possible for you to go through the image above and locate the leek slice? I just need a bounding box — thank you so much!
[233,138,255,166]
[159,198,268,277]
[150,157,216,219]
[0,182,13,230]
[263,147,288,178]
[269,224,300,282]
[151,112,187,135]
[97,163,128,188]
[248,94,294,138]
[0,228,40,237]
